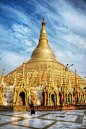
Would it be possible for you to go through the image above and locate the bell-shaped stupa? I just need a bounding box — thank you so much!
[1,19,86,107]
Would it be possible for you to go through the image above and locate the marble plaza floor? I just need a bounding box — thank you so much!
[0,109,86,129]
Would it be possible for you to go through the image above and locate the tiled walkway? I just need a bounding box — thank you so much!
[0,110,86,129]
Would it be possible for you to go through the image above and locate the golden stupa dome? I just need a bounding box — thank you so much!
[30,19,56,61]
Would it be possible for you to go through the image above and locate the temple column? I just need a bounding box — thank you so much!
[50,93,51,105]
[73,93,75,104]
[79,92,81,103]
[0,92,2,104]
[85,92,86,105]
[77,93,78,104]
[84,92,85,104]
[72,93,73,105]
[27,92,28,105]
[56,93,59,106]
[26,92,28,106]
[16,91,19,106]
[78,92,80,104]
[29,90,31,104]
[82,93,84,105]
[74,93,76,104]
[14,90,17,104]
[62,93,63,105]
[42,92,43,106]
[76,93,78,104]
[80,93,81,104]
[25,92,26,105]
[45,92,46,106]
[81,93,83,104]
[67,93,68,105]
[47,92,49,105]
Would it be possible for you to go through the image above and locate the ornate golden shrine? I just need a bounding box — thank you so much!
[0,19,86,106]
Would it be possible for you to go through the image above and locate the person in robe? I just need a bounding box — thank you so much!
[30,101,35,115]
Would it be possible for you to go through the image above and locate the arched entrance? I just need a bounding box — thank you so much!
[68,94,72,105]
[59,92,61,105]
[81,94,84,104]
[19,92,25,106]
[51,94,56,106]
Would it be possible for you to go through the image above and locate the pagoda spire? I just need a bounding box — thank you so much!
[30,19,56,60]
[39,18,48,43]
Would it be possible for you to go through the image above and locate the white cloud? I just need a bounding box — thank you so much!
[25,47,35,52]
[0,50,25,76]
[20,47,35,53]
[55,49,86,75]
[44,0,86,35]
[58,0,86,33]
[13,24,30,34]
[33,38,39,45]
[62,32,86,49]
[24,40,32,46]
[0,3,31,26]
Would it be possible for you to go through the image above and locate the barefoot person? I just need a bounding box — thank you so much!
[30,101,35,115]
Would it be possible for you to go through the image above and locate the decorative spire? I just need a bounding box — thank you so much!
[47,66,53,87]
[57,74,62,87]
[63,68,66,85]
[27,70,29,85]
[14,70,17,85]
[22,62,25,79]
[68,75,71,87]
[75,69,78,85]
[9,77,13,85]
[1,68,5,82]
[2,68,5,78]
[38,65,42,85]
[48,69,52,84]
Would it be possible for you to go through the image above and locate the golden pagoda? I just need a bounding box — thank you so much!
[0,19,86,106]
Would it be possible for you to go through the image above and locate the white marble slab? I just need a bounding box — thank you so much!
[14,113,39,118]
[40,114,78,121]
[82,119,86,125]
[0,111,22,115]
[65,111,84,115]
[67,110,85,112]
[0,124,31,129]
[48,121,82,129]
[83,115,86,119]
[14,118,54,128]
[0,115,20,124]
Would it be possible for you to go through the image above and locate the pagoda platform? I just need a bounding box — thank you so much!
[0,105,86,111]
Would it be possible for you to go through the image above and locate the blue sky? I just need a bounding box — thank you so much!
[0,0,86,78]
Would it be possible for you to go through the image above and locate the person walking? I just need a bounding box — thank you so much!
[30,101,35,115]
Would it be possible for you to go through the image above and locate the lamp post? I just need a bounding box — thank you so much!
[65,64,74,71]
[65,64,74,105]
